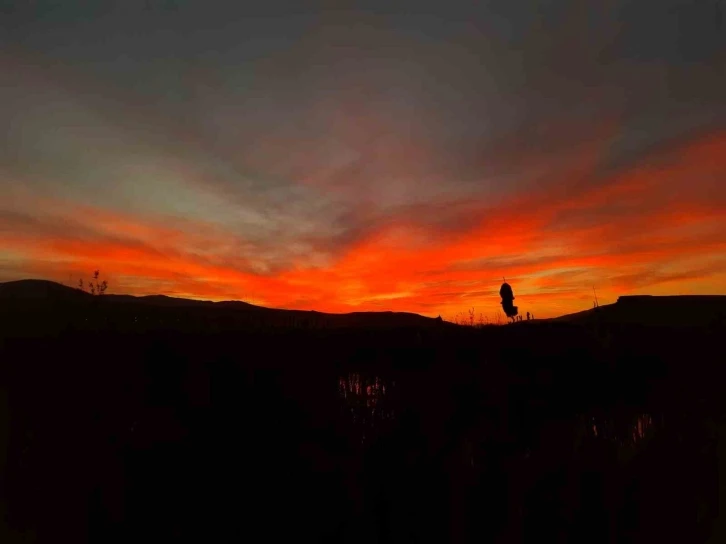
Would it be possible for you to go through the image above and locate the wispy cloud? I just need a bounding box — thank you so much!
[2,129,724,318]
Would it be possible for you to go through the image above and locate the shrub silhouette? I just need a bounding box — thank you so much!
[79,270,108,295]
[500,280,518,322]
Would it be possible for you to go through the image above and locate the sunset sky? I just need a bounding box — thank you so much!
[1,1,725,319]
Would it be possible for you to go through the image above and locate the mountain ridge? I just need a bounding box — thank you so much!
[0,279,442,329]
[2,279,725,328]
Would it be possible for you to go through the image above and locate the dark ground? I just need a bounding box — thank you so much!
[1,281,726,542]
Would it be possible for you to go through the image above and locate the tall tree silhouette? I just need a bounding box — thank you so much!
[500,279,518,322]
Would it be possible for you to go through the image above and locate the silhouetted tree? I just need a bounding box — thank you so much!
[83,270,108,296]
[500,280,518,322]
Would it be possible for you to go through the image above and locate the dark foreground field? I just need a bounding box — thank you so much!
[1,282,726,542]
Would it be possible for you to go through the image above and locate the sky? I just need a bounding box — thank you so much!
[1,0,725,320]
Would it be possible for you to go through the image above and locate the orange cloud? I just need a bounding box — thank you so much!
[1,128,725,320]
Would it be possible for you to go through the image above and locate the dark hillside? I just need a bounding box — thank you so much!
[1,280,726,542]
[551,295,726,328]
[0,280,444,332]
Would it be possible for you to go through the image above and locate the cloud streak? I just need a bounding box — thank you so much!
[2,128,724,318]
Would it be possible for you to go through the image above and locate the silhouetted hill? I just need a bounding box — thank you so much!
[2,279,726,542]
[0,279,444,331]
[0,279,87,301]
[551,295,726,328]
[104,293,218,307]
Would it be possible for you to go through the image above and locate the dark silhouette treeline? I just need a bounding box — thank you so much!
[1,281,726,542]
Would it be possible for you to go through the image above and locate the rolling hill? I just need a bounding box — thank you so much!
[3,279,724,331]
[0,279,445,330]
[551,295,726,328]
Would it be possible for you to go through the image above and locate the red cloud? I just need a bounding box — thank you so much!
[2,130,725,320]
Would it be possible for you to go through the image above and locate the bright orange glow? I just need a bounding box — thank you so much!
[2,129,724,320]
